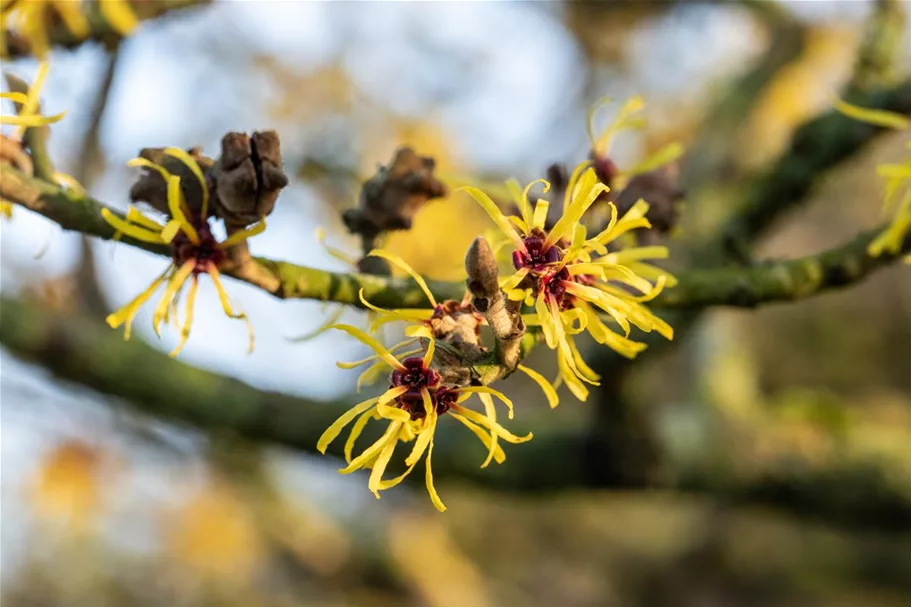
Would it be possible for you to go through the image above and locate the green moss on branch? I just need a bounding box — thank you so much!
[2,163,907,311]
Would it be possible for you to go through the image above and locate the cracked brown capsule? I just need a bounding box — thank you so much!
[213,130,288,228]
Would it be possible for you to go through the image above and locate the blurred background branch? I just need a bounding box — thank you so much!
[3,294,909,534]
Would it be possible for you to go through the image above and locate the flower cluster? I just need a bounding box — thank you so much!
[1,0,137,58]
[310,97,679,510]
[102,149,261,356]
[462,163,674,401]
[317,325,530,512]
[835,100,911,262]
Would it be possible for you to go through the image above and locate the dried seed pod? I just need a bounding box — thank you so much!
[342,147,447,242]
[213,130,288,228]
[129,146,214,216]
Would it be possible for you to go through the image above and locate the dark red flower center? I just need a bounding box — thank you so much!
[390,356,456,419]
[541,267,598,311]
[171,217,226,274]
[541,266,571,307]
[513,229,563,272]
[431,300,465,320]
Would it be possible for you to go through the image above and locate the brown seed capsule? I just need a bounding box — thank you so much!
[129,146,214,217]
[342,147,447,242]
[213,130,289,228]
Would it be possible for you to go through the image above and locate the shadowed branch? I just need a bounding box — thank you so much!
[2,295,908,531]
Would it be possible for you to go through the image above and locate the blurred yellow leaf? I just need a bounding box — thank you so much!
[30,440,107,533]
[389,513,491,607]
[167,482,265,585]
[744,27,858,167]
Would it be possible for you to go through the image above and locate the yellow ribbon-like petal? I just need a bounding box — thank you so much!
[220,219,266,249]
[459,186,526,252]
[344,409,377,463]
[330,324,406,371]
[152,260,195,337]
[1,111,66,127]
[450,411,506,469]
[449,404,533,444]
[317,397,380,454]
[340,420,402,474]
[505,177,531,233]
[98,0,139,36]
[100,208,165,244]
[403,390,437,468]
[105,265,171,339]
[424,437,446,512]
[457,386,514,419]
[168,275,199,357]
[517,364,559,409]
[367,248,438,308]
[624,142,684,178]
[834,100,910,130]
[166,175,200,245]
[368,434,399,499]
[375,386,412,423]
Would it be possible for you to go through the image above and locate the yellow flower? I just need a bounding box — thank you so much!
[1,0,138,58]
[835,100,911,261]
[462,163,674,401]
[587,96,684,192]
[318,324,532,512]
[1,61,70,219]
[103,148,262,356]
[0,62,65,132]
[97,0,139,36]
[356,249,560,407]
[1,0,88,58]
[357,249,446,329]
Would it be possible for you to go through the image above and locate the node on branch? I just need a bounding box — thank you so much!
[0,135,33,176]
